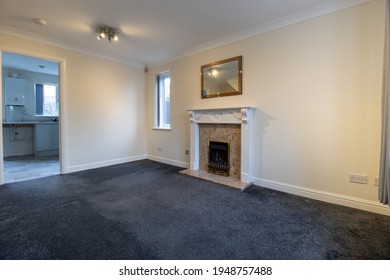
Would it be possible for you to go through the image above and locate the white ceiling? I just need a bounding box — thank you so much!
[2,52,58,75]
[0,0,370,68]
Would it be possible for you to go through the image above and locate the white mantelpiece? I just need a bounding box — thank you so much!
[188,107,255,185]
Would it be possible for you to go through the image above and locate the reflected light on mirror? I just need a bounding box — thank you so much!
[208,68,219,77]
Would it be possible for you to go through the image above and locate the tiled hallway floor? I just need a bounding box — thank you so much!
[3,155,60,183]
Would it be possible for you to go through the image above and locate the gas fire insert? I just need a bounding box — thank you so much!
[208,140,230,176]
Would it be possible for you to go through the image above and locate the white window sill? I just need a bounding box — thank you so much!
[152,127,172,131]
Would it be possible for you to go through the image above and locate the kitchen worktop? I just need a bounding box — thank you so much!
[3,121,58,125]
[3,121,59,158]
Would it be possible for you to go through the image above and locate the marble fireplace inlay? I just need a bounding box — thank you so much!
[180,107,255,190]
[200,123,240,179]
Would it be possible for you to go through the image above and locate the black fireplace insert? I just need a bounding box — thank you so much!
[208,140,230,176]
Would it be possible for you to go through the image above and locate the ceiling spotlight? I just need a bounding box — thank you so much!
[96,25,119,43]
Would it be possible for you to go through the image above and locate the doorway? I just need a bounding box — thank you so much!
[1,52,61,183]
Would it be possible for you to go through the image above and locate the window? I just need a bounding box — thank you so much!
[35,84,59,117]
[155,72,170,128]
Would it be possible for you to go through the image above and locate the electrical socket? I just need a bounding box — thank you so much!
[349,174,367,184]
[157,146,162,152]
[374,176,379,187]
[185,149,189,155]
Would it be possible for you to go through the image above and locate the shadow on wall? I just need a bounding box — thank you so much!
[253,109,275,178]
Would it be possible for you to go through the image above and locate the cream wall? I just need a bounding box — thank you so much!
[146,0,387,212]
[0,33,146,174]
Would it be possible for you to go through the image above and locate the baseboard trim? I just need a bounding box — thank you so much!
[147,155,189,169]
[65,155,147,173]
[254,177,390,216]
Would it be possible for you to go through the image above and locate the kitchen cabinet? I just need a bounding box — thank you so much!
[35,123,59,156]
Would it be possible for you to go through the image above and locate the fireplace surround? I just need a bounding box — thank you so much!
[182,107,255,190]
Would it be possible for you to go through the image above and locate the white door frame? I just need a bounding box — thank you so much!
[0,48,68,185]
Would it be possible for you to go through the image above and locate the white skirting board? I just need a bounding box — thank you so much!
[254,177,390,217]
[147,155,190,169]
[65,155,147,173]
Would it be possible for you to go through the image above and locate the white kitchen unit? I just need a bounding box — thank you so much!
[5,77,26,106]
[2,124,34,157]
[35,123,59,157]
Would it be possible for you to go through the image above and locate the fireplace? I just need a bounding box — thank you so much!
[208,140,230,176]
[182,107,255,190]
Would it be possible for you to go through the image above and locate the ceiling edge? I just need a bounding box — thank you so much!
[0,0,372,69]
[149,0,372,67]
[0,25,144,68]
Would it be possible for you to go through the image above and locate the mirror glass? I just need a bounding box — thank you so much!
[201,56,242,99]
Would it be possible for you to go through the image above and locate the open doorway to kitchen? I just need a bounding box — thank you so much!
[1,52,61,183]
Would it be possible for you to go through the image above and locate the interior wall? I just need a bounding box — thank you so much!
[0,34,147,173]
[146,0,385,206]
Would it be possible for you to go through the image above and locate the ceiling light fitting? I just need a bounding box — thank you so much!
[96,25,119,42]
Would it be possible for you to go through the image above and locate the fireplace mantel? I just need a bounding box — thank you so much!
[187,107,256,188]
[188,107,255,124]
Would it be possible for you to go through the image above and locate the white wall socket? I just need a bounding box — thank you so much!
[157,146,162,152]
[349,174,368,184]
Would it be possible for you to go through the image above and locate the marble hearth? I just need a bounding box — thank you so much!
[180,107,255,190]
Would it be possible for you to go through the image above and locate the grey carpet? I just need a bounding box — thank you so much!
[0,159,389,260]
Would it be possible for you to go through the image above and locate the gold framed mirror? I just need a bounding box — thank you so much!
[201,56,242,99]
